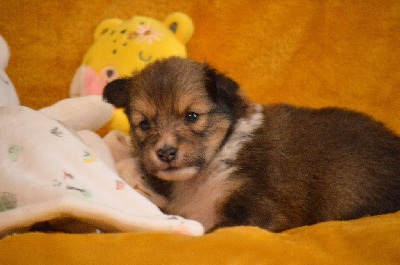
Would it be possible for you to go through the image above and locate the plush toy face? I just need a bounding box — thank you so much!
[70,12,194,98]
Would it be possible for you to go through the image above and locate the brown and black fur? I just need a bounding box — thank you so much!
[104,57,400,232]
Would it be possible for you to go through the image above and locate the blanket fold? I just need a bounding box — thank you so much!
[0,106,204,236]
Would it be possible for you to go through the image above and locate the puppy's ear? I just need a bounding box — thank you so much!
[103,77,132,109]
[204,66,247,120]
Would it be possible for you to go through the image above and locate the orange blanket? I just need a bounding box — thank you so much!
[1,0,399,263]
[2,0,399,133]
[1,212,400,264]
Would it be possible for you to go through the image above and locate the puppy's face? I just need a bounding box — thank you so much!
[104,57,248,181]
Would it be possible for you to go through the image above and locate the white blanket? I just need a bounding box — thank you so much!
[0,106,204,236]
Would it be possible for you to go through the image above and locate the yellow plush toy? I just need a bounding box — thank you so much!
[70,12,194,135]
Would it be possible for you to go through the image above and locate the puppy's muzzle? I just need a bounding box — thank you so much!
[157,146,178,163]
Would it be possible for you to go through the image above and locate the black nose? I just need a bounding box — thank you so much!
[157,147,178,163]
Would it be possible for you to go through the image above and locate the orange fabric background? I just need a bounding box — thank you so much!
[1,0,399,132]
[1,0,400,263]
[1,212,400,264]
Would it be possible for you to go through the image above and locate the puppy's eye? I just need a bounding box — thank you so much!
[139,120,151,131]
[185,112,200,124]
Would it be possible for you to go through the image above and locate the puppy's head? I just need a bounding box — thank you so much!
[104,57,250,181]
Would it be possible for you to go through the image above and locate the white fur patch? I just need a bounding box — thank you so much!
[165,104,264,231]
[217,104,264,163]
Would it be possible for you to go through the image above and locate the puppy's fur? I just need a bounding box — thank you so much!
[104,57,400,232]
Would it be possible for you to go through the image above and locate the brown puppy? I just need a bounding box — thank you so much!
[104,57,400,232]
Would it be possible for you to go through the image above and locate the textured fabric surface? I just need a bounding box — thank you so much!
[0,0,399,263]
[1,0,399,132]
[1,211,400,264]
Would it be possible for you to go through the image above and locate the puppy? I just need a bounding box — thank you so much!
[104,57,400,232]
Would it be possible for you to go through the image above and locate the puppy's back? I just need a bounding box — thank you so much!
[223,104,400,232]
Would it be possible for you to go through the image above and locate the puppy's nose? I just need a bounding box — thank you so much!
[157,147,178,163]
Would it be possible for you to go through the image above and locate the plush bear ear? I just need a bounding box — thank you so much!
[163,12,194,44]
[93,18,124,41]
[103,77,132,111]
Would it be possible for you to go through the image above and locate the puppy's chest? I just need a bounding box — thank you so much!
[165,165,240,231]
[163,105,265,230]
